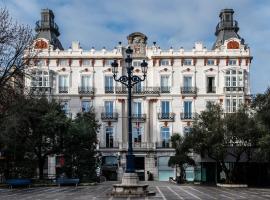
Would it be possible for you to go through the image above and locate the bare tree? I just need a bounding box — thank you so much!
[0,7,33,114]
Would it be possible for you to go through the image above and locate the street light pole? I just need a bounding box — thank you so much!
[111,46,148,173]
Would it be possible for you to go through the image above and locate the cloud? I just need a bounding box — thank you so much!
[1,0,270,93]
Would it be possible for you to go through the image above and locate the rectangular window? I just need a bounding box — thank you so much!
[183,126,192,136]
[81,100,92,112]
[59,59,68,66]
[82,59,91,66]
[105,127,114,148]
[183,59,192,66]
[160,59,170,66]
[105,101,113,114]
[58,75,68,93]
[228,59,237,66]
[133,127,142,143]
[134,81,143,93]
[133,102,142,115]
[31,70,50,87]
[105,59,114,66]
[161,75,170,92]
[161,101,170,114]
[184,101,192,118]
[133,60,141,67]
[105,76,114,93]
[81,75,91,88]
[161,127,170,148]
[183,76,192,88]
[207,77,215,93]
[207,59,215,65]
[61,101,70,117]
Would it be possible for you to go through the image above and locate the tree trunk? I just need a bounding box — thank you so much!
[38,158,45,180]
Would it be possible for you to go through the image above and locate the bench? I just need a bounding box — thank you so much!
[56,178,80,187]
[6,179,31,189]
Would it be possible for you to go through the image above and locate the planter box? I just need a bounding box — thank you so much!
[217,183,248,188]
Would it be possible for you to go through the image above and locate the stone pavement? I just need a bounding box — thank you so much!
[0,181,270,200]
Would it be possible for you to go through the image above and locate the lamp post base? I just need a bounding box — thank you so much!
[111,173,154,197]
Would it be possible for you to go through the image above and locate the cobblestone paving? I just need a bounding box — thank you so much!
[0,181,270,200]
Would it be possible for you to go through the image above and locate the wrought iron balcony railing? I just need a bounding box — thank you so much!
[181,87,197,94]
[131,114,146,122]
[99,141,119,149]
[58,86,68,93]
[78,87,95,95]
[224,87,244,92]
[156,141,173,148]
[101,112,118,121]
[158,112,175,121]
[180,112,197,120]
[160,86,171,93]
[105,86,114,93]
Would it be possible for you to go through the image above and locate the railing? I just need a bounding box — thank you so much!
[30,86,52,94]
[35,20,60,36]
[99,141,119,149]
[215,20,239,35]
[101,112,118,121]
[132,87,144,94]
[158,112,175,121]
[160,86,171,93]
[105,86,114,93]
[181,87,197,94]
[59,86,68,93]
[115,86,127,94]
[115,86,160,95]
[224,87,244,92]
[143,87,160,95]
[119,142,155,149]
[207,87,216,93]
[180,112,197,120]
[78,87,95,95]
[131,114,146,122]
[156,141,173,148]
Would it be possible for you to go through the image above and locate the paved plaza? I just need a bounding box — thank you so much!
[0,181,270,200]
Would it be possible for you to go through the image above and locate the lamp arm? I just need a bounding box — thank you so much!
[130,74,146,87]
[113,74,129,87]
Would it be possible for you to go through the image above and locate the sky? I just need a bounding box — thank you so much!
[1,0,270,94]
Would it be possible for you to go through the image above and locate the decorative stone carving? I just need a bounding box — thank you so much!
[127,32,147,57]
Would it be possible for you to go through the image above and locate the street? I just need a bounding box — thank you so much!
[0,181,270,200]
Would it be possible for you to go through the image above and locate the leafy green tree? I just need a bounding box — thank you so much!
[0,95,70,179]
[168,134,195,183]
[62,110,100,182]
[252,88,270,161]
[188,103,259,183]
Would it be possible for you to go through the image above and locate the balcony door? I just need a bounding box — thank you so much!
[207,77,215,93]
[132,127,142,143]
[161,127,170,148]
[105,76,113,92]
[183,76,192,88]
[134,81,143,93]
[59,75,68,92]
[161,101,170,118]
[184,101,192,119]
[133,101,142,117]
[105,101,114,117]
[105,127,114,148]
[81,75,91,88]
[160,75,169,92]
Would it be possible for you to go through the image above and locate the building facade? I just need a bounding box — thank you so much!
[25,8,252,181]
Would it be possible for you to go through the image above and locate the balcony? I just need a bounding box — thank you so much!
[224,87,244,93]
[105,86,114,94]
[181,87,197,95]
[158,112,175,122]
[59,86,68,93]
[35,20,60,36]
[115,86,127,94]
[119,142,155,150]
[143,87,160,95]
[30,86,52,94]
[180,112,197,121]
[156,141,173,148]
[215,20,239,35]
[132,114,146,122]
[101,112,118,122]
[207,87,216,93]
[160,86,171,93]
[78,87,95,95]
[99,141,119,149]
[132,87,144,95]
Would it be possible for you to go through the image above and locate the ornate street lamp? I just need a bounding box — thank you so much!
[111,46,148,173]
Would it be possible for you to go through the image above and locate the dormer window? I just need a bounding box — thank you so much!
[207,59,215,66]
[160,59,170,66]
[228,59,237,66]
[183,59,192,66]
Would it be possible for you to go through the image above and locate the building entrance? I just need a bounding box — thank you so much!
[135,156,145,181]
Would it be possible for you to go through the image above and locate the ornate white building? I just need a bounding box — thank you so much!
[25,8,252,181]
